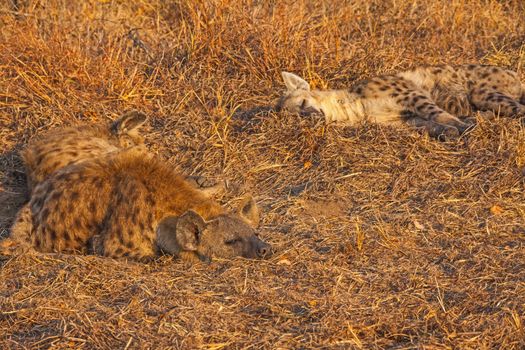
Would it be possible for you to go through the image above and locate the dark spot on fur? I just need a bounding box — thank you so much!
[114,247,123,256]
[379,86,389,91]
[51,160,63,170]
[146,212,154,226]
[74,218,82,229]
[145,194,155,207]
[50,191,61,202]
[40,207,50,221]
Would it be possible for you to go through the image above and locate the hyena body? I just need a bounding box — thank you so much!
[22,110,148,193]
[278,65,525,138]
[9,149,271,262]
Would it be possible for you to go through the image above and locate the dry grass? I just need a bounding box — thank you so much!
[1,0,525,348]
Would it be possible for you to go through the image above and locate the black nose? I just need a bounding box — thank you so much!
[257,243,272,258]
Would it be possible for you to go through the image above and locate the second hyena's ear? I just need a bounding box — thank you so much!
[111,110,148,135]
[237,196,260,228]
[156,211,207,253]
[282,72,310,92]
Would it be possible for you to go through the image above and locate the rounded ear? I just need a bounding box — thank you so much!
[156,211,207,253]
[237,196,260,228]
[175,211,207,251]
[281,72,310,92]
[111,110,148,135]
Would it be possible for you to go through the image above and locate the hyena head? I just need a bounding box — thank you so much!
[276,72,325,117]
[156,197,272,262]
[109,110,148,148]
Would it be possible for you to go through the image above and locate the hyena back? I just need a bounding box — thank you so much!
[10,149,271,262]
[277,65,525,138]
[22,110,148,193]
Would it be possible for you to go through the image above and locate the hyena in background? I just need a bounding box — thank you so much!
[22,110,221,196]
[277,65,525,138]
[22,110,148,193]
[3,111,148,252]
[8,148,271,262]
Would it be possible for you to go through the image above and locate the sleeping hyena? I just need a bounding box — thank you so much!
[23,110,148,193]
[7,148,271,262]
[277,65,525,138]
[21,110,220,196]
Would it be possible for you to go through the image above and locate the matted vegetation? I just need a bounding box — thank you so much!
[1,0,524,348]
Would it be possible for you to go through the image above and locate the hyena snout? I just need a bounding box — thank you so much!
[248,237,272,259]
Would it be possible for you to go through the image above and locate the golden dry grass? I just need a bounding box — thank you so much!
[1,0,525,348]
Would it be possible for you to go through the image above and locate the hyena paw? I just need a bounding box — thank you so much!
[185,175,227,197]
[457,119,476,134]
[186,175,217,189]
[428,125,460,141]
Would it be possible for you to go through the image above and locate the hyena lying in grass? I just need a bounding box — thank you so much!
[7,148,271,262]
[22,110,220,196]
[277,65,525,138]
[23,110,148,193]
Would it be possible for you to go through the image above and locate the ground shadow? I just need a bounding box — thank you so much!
[0,146,28,239]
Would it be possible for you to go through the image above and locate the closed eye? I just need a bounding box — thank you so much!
[224,238,242,245]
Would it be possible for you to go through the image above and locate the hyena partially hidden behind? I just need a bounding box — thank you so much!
[23,110,148,193]
[277,65,525,138]
[8,148,271,262]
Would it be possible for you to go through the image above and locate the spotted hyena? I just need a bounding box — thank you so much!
[277,65,525,138]
[23,110,148,193]
[21,110,221,197]
[7,148,271,262]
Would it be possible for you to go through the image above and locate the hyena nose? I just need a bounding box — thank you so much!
[257,242,272,258]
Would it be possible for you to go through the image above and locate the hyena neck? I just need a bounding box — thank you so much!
[314,90,365,123]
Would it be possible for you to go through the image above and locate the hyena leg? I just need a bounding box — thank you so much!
[434,92,473,117]
[405,116,461,139]
[469,88,525,117]
[0,204,34,254]
[403,92,471,134]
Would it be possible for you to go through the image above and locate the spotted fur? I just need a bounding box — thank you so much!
[9,149,271,262]
[22,110,148,193]
[277,65,525,138]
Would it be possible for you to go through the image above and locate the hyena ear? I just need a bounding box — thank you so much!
[237,196,260,228]
[282,72,310,92]
[111,110,148,135]
[156,211,207,253]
